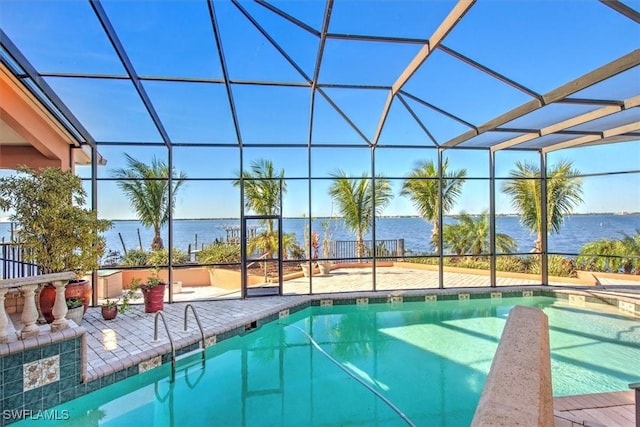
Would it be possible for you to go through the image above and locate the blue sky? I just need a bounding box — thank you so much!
[1,0,638,220]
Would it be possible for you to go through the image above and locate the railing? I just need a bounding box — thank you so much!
[0,272,75,343]
[331,239,404,263]
[154,305,206,383]
[1,242,39,279]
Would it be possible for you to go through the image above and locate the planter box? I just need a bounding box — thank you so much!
[97,270,123,299]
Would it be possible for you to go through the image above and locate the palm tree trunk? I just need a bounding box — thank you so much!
[151,226,163,250]
[432,221,440,253]
[356,230,364,259]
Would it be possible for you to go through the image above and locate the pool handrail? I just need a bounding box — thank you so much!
[153,311,176,381]
[183,303,206,366]
[285,323,415,427]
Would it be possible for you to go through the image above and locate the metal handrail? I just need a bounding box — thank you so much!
[184,304,206,365]
[153,311,176,382]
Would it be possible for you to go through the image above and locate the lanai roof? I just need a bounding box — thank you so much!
[0,0,638,154]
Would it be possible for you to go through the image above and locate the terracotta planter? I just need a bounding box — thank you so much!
[39,279,91,323]
[141,283,166,313]
[101,305,118,320]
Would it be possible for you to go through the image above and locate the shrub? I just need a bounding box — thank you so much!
[147,248,190,266]
[196,242,241,265]
[121,248,148,266]
[527,255,576,277]
[496,256,527,273]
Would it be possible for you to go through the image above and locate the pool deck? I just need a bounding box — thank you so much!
[554,391,636,426]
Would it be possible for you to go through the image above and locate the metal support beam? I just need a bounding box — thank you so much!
[599,0,640,23]
[438,148,445,289]
[540,152,548,285]
[444,49,640,148]
[371,0,476,145]
[207,0,243,146]
[489,150,496,288]
[542,121,640,153]
[90,0,172,148]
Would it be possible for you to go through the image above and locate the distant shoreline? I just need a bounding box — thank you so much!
[1,212,638,223]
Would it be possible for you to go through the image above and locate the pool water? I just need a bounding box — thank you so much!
[18,297,640,426]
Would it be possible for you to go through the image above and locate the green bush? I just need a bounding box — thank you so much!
[196,242,241,264]
[121,247,190,266]
[577,239,628,273]
[496,256,527,273]
[408,254,577,277]
[147,248,190,266]
[121,248,148,266]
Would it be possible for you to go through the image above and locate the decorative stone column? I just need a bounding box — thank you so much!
[20,284,40,339]
[0,288,9,343]
[50,280,69,332]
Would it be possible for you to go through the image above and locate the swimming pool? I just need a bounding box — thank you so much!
[14,296,640,426]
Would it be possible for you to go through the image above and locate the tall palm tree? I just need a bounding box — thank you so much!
[443,212,517,255]
[328,170,393,258]
[400,158,467,251]
[234,159,285,234]
[501,160,583,252]
[234,159,287,263]
[111,154,186,250]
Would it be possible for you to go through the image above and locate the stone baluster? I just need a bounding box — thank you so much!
[50,280,69,332]
[35,286,47,324]
[19,284,40,339]
[0,288,9,343]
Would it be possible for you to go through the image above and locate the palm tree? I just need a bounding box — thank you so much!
[234,159,287,267]
[111,154,186,250]
[501,160,583,252]
[400,158,467,251]
[618,228,640,273]
[443,212,517,255]
[328,170,393,258]
[234,159,285,235]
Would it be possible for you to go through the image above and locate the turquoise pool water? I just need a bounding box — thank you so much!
[16,296,640,426]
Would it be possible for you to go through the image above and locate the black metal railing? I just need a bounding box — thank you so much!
[0,242,38,279]
[331,239,404,263]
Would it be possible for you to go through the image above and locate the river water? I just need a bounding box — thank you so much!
[2,214,637,256]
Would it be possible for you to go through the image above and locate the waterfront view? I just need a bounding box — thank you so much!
[2,213,637,258]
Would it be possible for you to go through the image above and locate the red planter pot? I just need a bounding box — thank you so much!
[141,284,166,313]
[101,305,118,320]
[39,279,91,324]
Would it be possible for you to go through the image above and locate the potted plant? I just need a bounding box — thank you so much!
[101,299,118,320]
[131,269,166,313]
[0,166,112,322]
[100,289,135,320]
[65,297,84,326]
[318,216,337,276]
